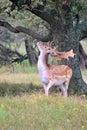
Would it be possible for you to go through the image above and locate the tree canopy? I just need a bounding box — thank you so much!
[0,0,87,93]
[0,0,87,65]
[0,0,87,40]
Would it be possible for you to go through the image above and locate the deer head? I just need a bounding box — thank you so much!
[37,41,53,54]
[50,49,75,61]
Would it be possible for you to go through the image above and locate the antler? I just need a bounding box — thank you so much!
[47,41,54,48]
[50,49,75,61]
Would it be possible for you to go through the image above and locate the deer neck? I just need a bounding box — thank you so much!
[38,52,49,69]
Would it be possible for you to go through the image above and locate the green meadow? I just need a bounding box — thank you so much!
[0,62,87,130]
[0,94,87,130]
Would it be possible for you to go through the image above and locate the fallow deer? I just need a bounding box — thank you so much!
[50,49,75,61]
[37,42,73,97]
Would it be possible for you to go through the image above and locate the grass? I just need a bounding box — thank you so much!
[0,69,87,130]
[0,94,87,130]
[0,73,39,84]
[0,60,38,74]
[0,73,42,96]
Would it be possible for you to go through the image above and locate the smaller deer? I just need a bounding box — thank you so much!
[37,42,73,97]
[50,49,75,61]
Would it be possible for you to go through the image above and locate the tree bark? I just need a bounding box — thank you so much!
[25,38,38,65]
[50,15,87,94]
[0,20,52,42]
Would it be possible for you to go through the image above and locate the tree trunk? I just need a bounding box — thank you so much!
[51,23,87,95]
[79,43,87,69]
[25,38,38,65]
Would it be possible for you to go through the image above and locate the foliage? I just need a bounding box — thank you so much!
[0,0,49,66]
[0,0,48,32]
[0,0,87,66]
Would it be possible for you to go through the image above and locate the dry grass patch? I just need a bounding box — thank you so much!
[0,73,42,96]
[0,73,40,85]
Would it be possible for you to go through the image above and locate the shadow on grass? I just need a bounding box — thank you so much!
[0,82,43,96]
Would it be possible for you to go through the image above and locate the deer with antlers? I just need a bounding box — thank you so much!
[50,49,75,61]
[37,42,75,97]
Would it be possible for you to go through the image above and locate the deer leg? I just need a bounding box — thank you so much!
[60,82,68,98]
[43,84,48,95]
[43,80,53,96]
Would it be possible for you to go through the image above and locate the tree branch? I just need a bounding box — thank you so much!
[0,43,28,65]
[9,0,55,24]
[25,38,38,65]
[25,6,55,24]
[0,20,52,42]
[11,54,28,64]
